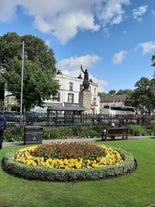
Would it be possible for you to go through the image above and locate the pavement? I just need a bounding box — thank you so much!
[2,135,155,148]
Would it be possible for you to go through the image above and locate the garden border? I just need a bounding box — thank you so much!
[2,146,137,182]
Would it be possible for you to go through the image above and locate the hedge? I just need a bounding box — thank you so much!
[2,147,136,182]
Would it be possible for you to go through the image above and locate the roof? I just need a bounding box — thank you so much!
[44,103,85,111]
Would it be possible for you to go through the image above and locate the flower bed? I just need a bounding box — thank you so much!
[2,142,137,182]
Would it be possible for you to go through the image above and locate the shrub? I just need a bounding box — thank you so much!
[3,131,19,142]
[128,125,147,136]
[2,144,136,182]
[42,126,103,140]
[145,125,155,136]
[3,124,154,143]
[4,125,23,142]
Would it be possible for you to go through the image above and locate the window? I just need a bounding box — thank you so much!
[69,82,73,91]
[94,88,96,95]
[52,92,60,102]
[68,93,74,103]
[92,97,96,105]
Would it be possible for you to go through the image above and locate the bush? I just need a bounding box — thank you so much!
[128,125,147,136]
[2,146,136,182]
[43,127,73,139]
[4,125,24,142]
[3,124,155,143]
[42,125,103,140]
[145,125,155,136]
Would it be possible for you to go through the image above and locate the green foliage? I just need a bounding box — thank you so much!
[0,32,59,110]
[116,89,133,95]
[42,126,102,140]
[43,127,73,139]
[127,124,155,136]
[4,131,19,142]
[128,125,147,136]
[3,124,155,143]
[1,139,155,206]
[125,77,155,114]
[10,103,19,111]
[2,147,135,182]
[151,54,155,66]
[4,125,24,142]
[108,90,116,95]
[145,125,155,136]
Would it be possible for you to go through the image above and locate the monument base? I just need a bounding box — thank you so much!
[79,89,91,113]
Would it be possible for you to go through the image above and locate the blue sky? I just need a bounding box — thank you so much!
[0,0,155,93]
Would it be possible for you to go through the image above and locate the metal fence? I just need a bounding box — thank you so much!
[5,112,154,128]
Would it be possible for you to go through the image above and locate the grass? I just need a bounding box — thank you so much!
[0,138,155,207]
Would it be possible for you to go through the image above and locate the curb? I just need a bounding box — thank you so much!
[2,136,155,148]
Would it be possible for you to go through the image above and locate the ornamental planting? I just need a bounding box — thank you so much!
[13,142,123,170]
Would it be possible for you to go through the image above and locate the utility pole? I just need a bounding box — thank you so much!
[20,41,24,123]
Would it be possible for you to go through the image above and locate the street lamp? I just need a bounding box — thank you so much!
[20,41,24,123]
[0,66,6,111]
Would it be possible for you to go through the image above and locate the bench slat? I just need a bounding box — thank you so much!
[102,127,128,141]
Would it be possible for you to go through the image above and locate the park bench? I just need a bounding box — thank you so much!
[102,127,128,141]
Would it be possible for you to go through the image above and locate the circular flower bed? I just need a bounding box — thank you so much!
[2,142,136,182]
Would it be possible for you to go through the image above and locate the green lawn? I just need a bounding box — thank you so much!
[0,138,155,207]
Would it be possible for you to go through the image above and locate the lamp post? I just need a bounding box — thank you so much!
[0,66,6,111]
[20,41,24,123]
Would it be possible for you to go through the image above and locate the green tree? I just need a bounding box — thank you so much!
[124,91,134,106]
[0,32,59,111]
[151,55,155,66]
[108,90,116,95]
[117,89,132,95]
[125,77,152,114]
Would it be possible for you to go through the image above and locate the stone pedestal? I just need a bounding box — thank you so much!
[79,89,91,112]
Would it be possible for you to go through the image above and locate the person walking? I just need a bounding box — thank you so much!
[0,111,6,149]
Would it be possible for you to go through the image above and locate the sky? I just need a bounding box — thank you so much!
[0,0,155,93]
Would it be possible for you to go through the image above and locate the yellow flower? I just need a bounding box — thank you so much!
[13,144,123,169]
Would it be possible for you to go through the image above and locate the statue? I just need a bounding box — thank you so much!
[80,65,89,89]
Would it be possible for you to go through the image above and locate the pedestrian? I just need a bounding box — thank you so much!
[0,111,6,149]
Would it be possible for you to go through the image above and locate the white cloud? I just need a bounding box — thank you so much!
[56,54,107,92]
[56,54,100,75]
[113,50,126,64]
[92,77,108,92]
[152,10,155,16]
[138,41,155,55]
[0,0,19,22]
[132,5,148,22]
[95,0,130,26]
[0,0,131,44]
[15,0,100,44]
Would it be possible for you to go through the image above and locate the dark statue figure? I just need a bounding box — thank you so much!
[80,65,89,89]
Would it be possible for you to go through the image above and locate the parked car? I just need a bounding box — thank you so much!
[24,112,47,123]
[3,111,22,122]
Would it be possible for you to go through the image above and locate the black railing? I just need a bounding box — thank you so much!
[5,112,154,128]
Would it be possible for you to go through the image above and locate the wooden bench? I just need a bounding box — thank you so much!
[102,127,128,141]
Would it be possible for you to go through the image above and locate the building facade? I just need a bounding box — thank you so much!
[100,94,127,113]
[45,70,100,114]
[4,70,100,113]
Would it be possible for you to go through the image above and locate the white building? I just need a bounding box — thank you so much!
[45,70,100,114]
[4,70,100,114]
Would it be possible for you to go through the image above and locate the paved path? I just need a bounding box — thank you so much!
[2,135,154,148]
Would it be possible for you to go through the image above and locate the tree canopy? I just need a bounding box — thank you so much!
[125,77,155,114]
[151,55,155,66]
[0,32,59,111]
